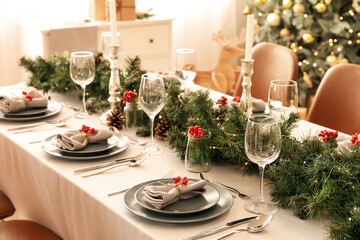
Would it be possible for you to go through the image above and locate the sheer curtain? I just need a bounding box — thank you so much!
[0,0,237,86]
[0,0,88,86]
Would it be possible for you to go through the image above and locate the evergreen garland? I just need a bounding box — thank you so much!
[19,53,360,239]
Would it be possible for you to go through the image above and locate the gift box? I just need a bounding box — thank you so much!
[90,0,136,21]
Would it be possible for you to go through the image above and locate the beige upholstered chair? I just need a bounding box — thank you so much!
[234,42,299,101]
[306,63,360,135]
[0,191,62,240]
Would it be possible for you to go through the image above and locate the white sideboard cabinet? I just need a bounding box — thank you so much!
[17,19,173,72]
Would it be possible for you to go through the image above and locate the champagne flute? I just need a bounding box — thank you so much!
[244,114,281,215]
[268,79,298,120]
[175,49,197,93]
[100,32,121,60]
[138,73,166,155]
[70,51,95,119]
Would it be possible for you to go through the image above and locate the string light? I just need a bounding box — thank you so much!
[357,40,360,44]
[349,9,355,16]
[313,63,318,67]
[314,51,319,56]
[299,46,303,49]
[283,10,287,15]
[258,12,263,16]
[337,47,342,52]
[329,42,334,46]
[339,16,344,20]
[304,14,308,18]
[318,67,323,71]
[348,40,353,45]
[329,39,333,43]
[349,28,354,33]
[357,32,360,37]
[298,62,303,66]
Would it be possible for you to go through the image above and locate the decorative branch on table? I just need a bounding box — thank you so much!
[20,52,146,113]
[19,52,360,239]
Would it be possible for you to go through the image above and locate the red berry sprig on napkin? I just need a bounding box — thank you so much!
[79,125,97,134]
[22,91,34,101]
[233,96,241,103]
[121,91,137,105]
[351,133,360,146]
[319,129,338,143]
[217,96,227,104]
[188,125,205,137]
[172,176,188,186]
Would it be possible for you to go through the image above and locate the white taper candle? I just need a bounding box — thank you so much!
[108,0,117,46]
[245,15,254,60]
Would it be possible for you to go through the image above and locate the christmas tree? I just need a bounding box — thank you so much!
[244,0,360,105]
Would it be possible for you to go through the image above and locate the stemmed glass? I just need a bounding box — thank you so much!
[100,32,121,60]
[175,49,197,93]
[138,73,166,155]
[268,79,298,120]
[244,114,281,215]
[70,51,95,119]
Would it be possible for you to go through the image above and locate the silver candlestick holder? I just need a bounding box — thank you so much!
[108,44,122,110]
[240,59,254,117]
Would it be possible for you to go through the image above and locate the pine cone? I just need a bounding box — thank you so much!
[155,118,172,140]
[106,109,125,131]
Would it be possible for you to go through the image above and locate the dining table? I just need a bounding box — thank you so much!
[0,84,331,240]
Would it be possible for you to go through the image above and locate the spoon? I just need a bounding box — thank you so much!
[81,153,150,178]
[215,214,273,240]
[12,116,74,134]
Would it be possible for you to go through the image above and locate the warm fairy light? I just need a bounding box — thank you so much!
[349,29,354,33]
[283,10,287,14]
[349,10,355,16]
[304,14,308,18]
[337,47,342,52]
[339,16,344,20]
[357,39,360,44]
[299,46,303,49]
[291,43,296,48]
[348,40,353,45]
[258,12,263,16]
[329,42,334,46]
[314,51,319,56]
[357,32,360,37]
[313,63,318,67]
[318,67,323,71]
[334,39,338,43]
[298,62,303,66]
[293,49,297,52]
[349,217,352,221]
[302,60,306,63]
[329,39,333,43]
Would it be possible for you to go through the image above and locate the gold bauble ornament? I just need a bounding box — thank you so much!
[243,6,251,15]
[340,57,349,63]
[315,2,327,13]
[255,0,266,6]
[303,72,313,89]
[325,0,331,4]
[293,3,305,14]
[283,0,293,9]
[302,33,315,44]
[326,53,338,67]
[266,12,281,27]
[280,28,291,38]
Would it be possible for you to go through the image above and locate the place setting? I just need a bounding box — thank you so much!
[0,87,62,121]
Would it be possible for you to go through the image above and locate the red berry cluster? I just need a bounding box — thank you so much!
[172,176,188,185]
[351,133,360,146]
[319,129,338,143]
[188,125,205,137]
[217,96,227,104]
[22,91,34,101]
[121,91,137,105]
[233,96,241,103]
[79,125,96,134]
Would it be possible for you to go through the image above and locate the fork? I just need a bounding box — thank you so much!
[107,169,175,196]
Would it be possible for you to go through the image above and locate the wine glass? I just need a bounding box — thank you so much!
[175,49,197,93]
[70,51,95,119]
[244,114,281,215]
[138,73,166,155]
[268,79,298,120]
[100,32,121,60]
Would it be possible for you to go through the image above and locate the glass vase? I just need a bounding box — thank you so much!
[185,132,212,173]
[124,102,137,128]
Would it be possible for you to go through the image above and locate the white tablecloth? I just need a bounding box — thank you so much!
[0,87,331,240]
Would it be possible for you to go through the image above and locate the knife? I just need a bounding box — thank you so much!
[73,153,146,173]
[182,216,257,240]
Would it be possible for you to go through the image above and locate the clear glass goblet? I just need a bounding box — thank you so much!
[100,32,121,60]
[69,51,95,119]
[175,49,197,93]
[138,73,166,155]
[268,79,298,120]
[244,114,281,215]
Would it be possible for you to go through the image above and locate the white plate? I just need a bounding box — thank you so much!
[41,133,130,160]
[123,178,233,223]
[0,101,62,121]
[135,179,220,215]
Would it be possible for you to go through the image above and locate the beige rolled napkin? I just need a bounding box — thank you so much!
[56,129,113,151]
[143,180,207,209]
[0,88,48,113]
